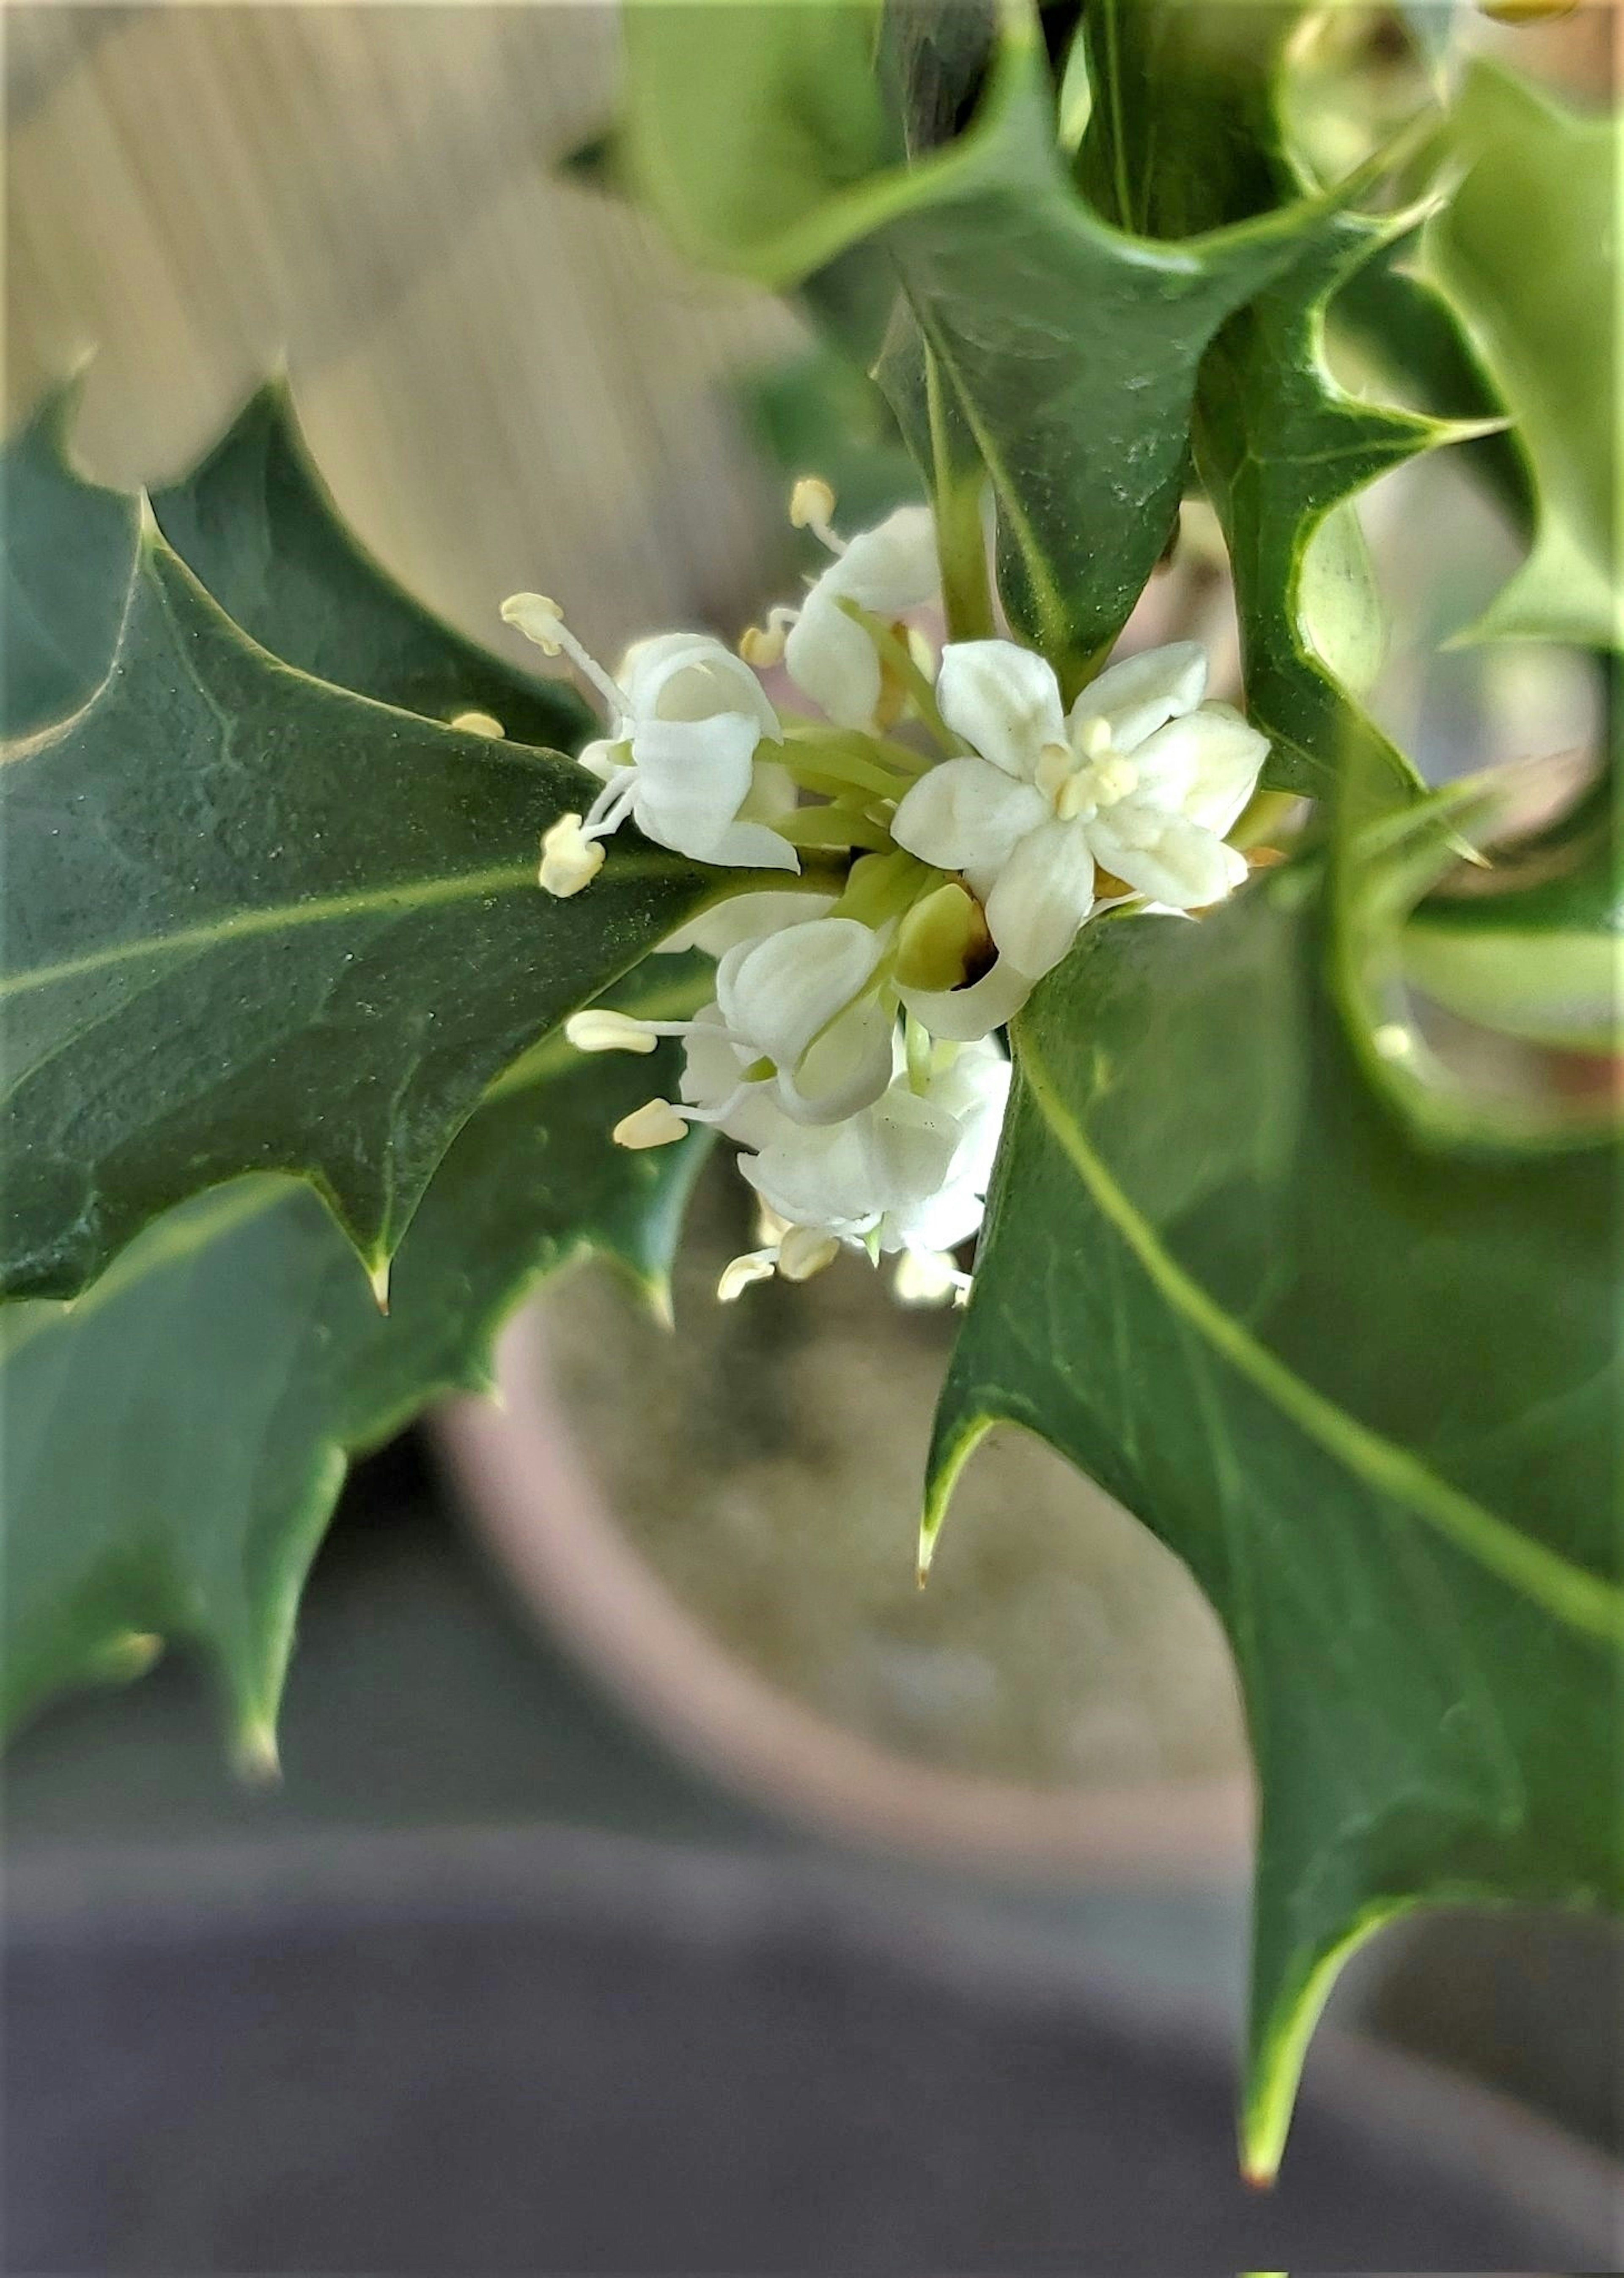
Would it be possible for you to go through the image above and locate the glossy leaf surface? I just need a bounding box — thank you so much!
[1,961,711,1752]
[1,521,714,1298]
[929,869,1622,2178]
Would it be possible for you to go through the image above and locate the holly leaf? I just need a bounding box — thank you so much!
[623,0,1368,688]
[0,384,139,737]
[926,868,1622,2181]
[150,381,592,744]
[0,517,718,1299]
[0,959,712,1755]
[1428,62,1624,651]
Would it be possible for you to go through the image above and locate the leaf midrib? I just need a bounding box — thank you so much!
[1015,1024,1624,1642]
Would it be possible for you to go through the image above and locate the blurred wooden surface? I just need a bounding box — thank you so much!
[5,4,803,665]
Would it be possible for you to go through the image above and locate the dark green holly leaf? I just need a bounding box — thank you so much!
[1,518,718,1299]
[150,381,592,745]
[624,0,1368,688]
[0,384,138,737]
[1070,0,1468,795]
[0,958,712,1754]
[1429,62,1622,651]
[927,868,1622,2181]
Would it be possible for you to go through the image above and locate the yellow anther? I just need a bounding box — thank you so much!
[501,592,566,656]
[1091,756,1139,806]
[538,813,606,898]
[789,476,837,531]
[450,709,506,738]
[612,1098,690,1150]
[1077,715,1113,759]
[564,1010,658,1055]
[1034,742,1075,804]
[776,1225,841,1283]
[740,622,788,668]
[717,1250,776,1303]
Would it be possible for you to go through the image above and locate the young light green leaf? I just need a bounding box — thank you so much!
[0,518,718,1299]
[0,959,712,1756]
[1428,63,1623,651]
[928,869,1622,2182]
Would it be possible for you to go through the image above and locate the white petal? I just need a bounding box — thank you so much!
[716,916,883,1069]
[1128,703,1269,836]
[628,713,759,860]
[983,817,1097,979]
[656,888,836,958]
[889,1174,986,1256]
[899,955,1036,1042]
[784,587,883,730]
[824,504,940,616]
[1069,639,1207,754]
[936,641,1067,780]
[679,1007,784,1148]
[926,1039,1011,1190]
[1088,813,1248,909]
[890,757,1049,880]
[620,632,782,741]
[702,818,801,872]
[742,1084,957,1233]
[778,995,897,1124]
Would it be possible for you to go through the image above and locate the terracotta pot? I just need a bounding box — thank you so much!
[437,1217,1254,1883]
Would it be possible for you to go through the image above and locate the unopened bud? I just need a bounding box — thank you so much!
[539,813,605,898]
[612,1098,690,1150]
[565,1010,658,1055]
[895,882,986,994]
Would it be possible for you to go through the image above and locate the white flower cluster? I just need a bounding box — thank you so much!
[504,481,1268,1304]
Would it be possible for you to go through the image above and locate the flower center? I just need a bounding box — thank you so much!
[1033,727,1138,823]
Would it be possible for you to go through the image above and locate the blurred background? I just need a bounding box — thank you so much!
[4,3,1620,2270]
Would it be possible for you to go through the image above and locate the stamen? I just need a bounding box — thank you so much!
[789,475,845,556]
[893,1249,968,1307]
[1034,742,1074,805]
[500,592,628,714]
[1076,715,1113,759]
[740,607,797,668]
[538,814,606,898]
[612,1098,691,1149]
[450,709,505,738]
[564,1010,658,1055]
[1091,756,1139,806]
[717,1249,777,1302]
[776,1225,841,1283]
[582,768,639,839]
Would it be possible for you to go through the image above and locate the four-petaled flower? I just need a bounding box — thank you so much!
[504,599,797,881]
[891,638,1268,989]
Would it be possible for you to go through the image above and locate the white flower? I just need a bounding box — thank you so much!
[502,598,797,876]
[655,888,836,959]
[744,487,941,733]
[891,636,1268,987]
[566,916,897,1146]
[722,1036,1010,1301]
[684,919,897,1129]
